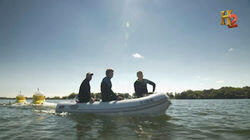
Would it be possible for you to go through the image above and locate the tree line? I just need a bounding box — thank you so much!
[166,86,250,99]
[52,86,250,100]
[1,86,249,100]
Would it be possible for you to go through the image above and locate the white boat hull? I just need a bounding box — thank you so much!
[56,93,171,115]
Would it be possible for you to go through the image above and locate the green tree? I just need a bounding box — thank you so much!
[68,93,77,99]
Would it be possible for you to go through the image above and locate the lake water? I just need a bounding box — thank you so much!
[0,99,250,139]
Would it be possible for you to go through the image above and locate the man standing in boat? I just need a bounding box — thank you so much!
[101,69,122,102]
[78,72,95,103]
[134,71,156,98]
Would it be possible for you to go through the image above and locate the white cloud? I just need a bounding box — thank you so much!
[216,80,224,84]
[126,21,130,28]
[132,53,144,59]
[228,48,235,52]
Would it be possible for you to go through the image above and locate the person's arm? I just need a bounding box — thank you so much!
[82,83,91,102]
[134,81,139,97]
[101,81,108,102]
[78,81,85,102]
[86,89,91,102]
[107,83,117,98]
[145,79,156,92]
[102,78,117,101]
[106,79,117,100]
[110,92,118,100]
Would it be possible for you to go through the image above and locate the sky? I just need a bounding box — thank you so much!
[0,0,250,97]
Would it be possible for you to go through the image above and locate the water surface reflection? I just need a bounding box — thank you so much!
[69,114,174,139]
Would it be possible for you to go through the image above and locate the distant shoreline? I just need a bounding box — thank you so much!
[167,86,250,99]
[1,86,250,100]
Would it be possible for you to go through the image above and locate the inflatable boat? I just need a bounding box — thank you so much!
[56,93,171,115]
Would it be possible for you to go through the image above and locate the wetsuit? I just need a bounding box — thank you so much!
[101,77,118,102]
[134,79,156,98]
[78,79,91,103]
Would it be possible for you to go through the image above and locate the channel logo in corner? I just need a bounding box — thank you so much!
[221,10,238,28]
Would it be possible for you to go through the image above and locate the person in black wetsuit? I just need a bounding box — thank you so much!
[101,69,122,102]
[78,72,95,103]
[134,71,156,98]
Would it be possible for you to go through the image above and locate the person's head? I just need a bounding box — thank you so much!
[86,72,93,81]
[106,69,114,78]
[137,71,143,80]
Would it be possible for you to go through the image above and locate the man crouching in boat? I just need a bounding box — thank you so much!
[77,72,95,103]
[101,69,123,102]
[134,71,156,98]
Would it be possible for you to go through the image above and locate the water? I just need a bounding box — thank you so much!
[0,99,250,140]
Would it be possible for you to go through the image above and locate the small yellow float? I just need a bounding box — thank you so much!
[16,91,26,103]
[32,88,45,104]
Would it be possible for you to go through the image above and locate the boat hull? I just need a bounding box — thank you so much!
[56,93,171,115]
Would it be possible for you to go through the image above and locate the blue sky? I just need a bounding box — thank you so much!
[0,0,249,97]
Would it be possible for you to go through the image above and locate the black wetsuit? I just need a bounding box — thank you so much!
[101,77,118,102]
[78,79,91,103]
[134,79,156,98]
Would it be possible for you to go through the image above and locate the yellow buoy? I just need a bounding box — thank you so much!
[32,88,45,104]
[16,90,26,103]
[16,95,26,103]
